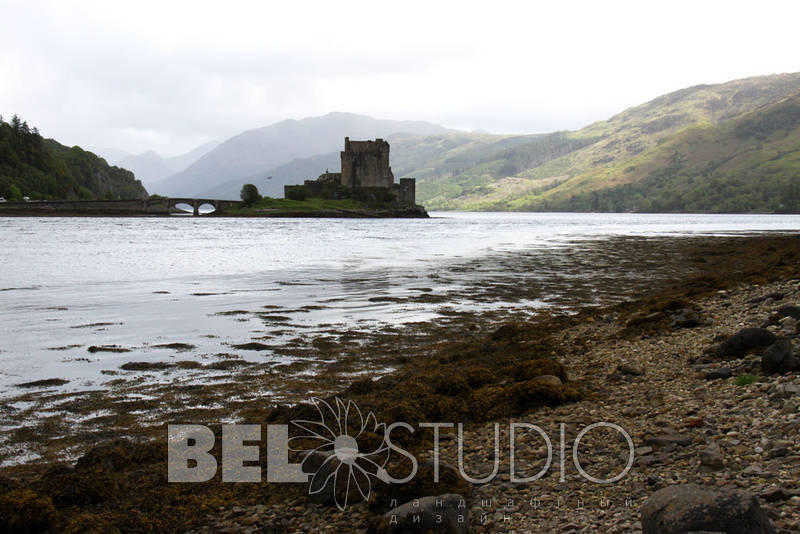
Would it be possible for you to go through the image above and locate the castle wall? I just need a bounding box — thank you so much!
[394,178,416,206]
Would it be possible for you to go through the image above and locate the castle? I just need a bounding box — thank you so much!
[284,137,416,206]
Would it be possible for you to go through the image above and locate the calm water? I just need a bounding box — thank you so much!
[1,212,799,397]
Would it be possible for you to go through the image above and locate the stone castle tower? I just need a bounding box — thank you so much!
[284,137,416,206]
[340,137,394,188]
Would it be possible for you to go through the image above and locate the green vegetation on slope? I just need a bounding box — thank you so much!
[531,93,800,212]
[0,115,147,200]
[416,72,800,212]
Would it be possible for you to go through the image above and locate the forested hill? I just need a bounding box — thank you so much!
[0,115,147,200]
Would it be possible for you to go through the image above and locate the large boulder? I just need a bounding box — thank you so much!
[641,484,775,534]
[369,459,472,511]
[715,328,777,358]
[775,304,800,320]
[761,339,799,374]
[372,494,469,534]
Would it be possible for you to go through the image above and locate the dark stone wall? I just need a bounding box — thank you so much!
[340,137,394,188]
[394,178,416,206]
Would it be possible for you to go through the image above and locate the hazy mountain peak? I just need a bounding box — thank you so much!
[150,112,455,196]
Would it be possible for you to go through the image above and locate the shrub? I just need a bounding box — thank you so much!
[285,185,308,201]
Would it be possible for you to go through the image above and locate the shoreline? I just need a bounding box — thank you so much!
[0,233,799,532]
[0,209,429,218]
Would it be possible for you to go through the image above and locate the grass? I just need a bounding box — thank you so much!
[227,197,368,213]
[734,374,759,386]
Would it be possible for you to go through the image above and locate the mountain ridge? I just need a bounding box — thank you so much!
[417,72,800,212]
[150,112,455,196]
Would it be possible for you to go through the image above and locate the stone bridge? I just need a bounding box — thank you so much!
[0,197,243,216]
[151,197,243,216]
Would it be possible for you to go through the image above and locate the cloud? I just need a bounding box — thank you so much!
[1,0,799,154]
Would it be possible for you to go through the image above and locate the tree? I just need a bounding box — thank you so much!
[8,183,22,200]
[240,183,261,206]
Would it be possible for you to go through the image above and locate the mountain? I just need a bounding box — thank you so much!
[114,141,220,186]
[417,72,800,211]
[0,115,147,200]
[88,147,131,165]
[559,91,800,212]
[117,150,175,185]
[164,141,219,173]
[197,131,538,200]
[150,112,454,196]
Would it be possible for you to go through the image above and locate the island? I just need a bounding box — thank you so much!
[227,137,428,218]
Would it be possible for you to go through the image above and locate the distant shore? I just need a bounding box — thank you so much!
[0,200,429,218]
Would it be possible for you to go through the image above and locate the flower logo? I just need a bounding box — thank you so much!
[289,397,391,510]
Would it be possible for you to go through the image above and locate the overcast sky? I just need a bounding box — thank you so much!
[2,0,799,156]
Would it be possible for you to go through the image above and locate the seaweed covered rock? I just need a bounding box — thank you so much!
[64,513,121,534]
[624,299,702,334]
[0,489,58,533]
[472,378,580,419]
[37,439,166,508]
[490,322,530,343]
[512,359,568,383]
[38,464,120,507]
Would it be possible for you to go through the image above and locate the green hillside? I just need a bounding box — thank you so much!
[417,73,800,212]
[0,115,148,200]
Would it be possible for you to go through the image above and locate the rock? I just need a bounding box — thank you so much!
[704,368,732,380]
[716,328,777,358]
[626,311,664,327]
[617,364,644,376]
[640,484,776,534]
[119,361,175,371]
[529,374,563,387]
[780,383,800,396]
[14,378,70,388]
[779,316,797,335]
[750,292,785,304]
[374,494,469,533]
[646,430,693,448]
[768,446,790,458]
[699,443,725,472]
[301,451,340,506]
[761,487,791,503]
[671,308,701,328]
[761,339,799,374]
[370,459,471,512]
[776,305,800,320]
[742,464,764,476]
[780,400,798,414]
[637,454,668,467]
